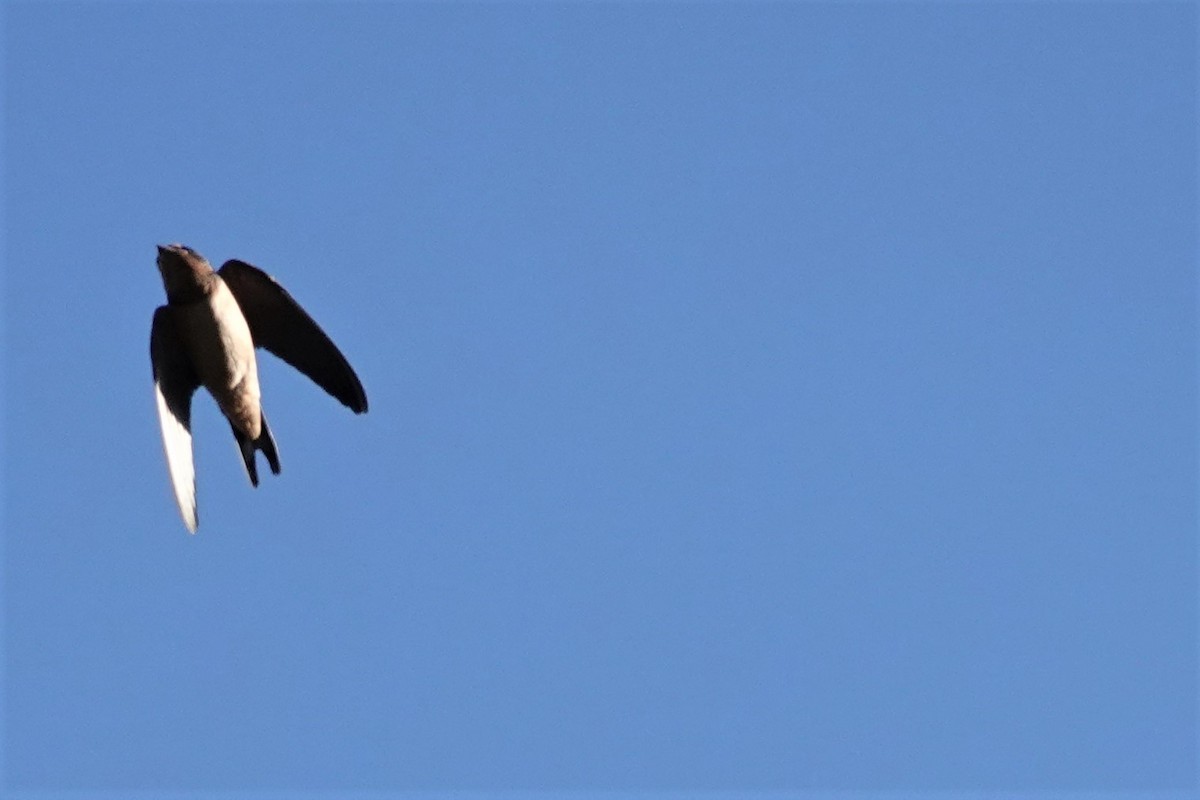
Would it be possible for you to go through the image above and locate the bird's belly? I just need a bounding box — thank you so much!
[178,281,263,436]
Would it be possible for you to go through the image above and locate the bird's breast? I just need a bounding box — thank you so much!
[176,278,263,434]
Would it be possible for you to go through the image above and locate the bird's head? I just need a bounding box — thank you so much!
[156,243,215,303]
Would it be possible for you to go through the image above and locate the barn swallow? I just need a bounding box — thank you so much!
[150,244,368,533]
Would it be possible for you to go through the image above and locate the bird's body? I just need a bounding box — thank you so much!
[150,244,367,533]
[171,276,263,438]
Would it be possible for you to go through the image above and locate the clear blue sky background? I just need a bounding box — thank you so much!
[2,2,1196,797]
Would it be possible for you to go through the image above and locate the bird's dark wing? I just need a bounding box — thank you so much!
[217,260,368,413]
[151,306,201,533]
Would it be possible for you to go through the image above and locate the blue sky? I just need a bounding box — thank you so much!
[2,2,1196,797]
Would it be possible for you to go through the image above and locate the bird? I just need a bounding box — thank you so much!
[150,244,368,533]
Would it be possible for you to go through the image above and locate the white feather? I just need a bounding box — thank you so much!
[155,383,197,533]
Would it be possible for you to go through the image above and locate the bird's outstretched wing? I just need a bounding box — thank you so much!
[217,260,369,413]
[151,306,201,533]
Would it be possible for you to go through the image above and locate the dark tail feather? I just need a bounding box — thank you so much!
[231,424,260,486]
[259,413,281,476]
[230,413,282,487]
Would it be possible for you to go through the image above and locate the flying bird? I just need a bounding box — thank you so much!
[150,244,368,533]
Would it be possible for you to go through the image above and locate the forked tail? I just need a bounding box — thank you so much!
[230,413,281,487]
